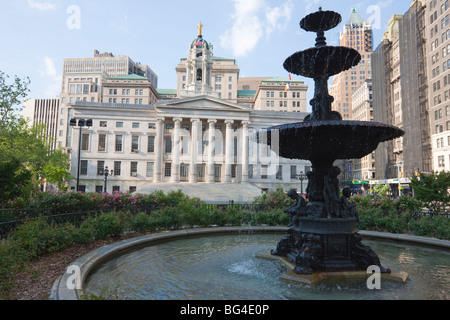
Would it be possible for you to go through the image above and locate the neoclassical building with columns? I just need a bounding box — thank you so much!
[67,27,311,200]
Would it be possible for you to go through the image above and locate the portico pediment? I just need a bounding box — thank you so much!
[157,96,252,114]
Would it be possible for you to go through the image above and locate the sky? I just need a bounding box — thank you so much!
[0,0,412,102]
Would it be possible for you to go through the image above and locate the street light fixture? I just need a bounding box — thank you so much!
[102,166,114,193]
[296,171,308,195]
[70,118,92,192]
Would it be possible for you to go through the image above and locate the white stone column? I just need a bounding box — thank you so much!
[224,119,234,183]
[189,118,200,183]
[241,121,250,183]
[154,117,164,182]
[206,119,217,183]
[171,118,182,183]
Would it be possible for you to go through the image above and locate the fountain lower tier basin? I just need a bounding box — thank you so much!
[262,120,405,161]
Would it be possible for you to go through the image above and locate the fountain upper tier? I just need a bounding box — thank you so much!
[284,46,361,79]
[285,9,360,79]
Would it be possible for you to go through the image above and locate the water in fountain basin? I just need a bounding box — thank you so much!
[84,233,450,300]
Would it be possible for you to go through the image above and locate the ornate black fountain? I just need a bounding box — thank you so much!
[262,8,404,275]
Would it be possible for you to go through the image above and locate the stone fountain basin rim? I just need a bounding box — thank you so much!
[50,226,450,300]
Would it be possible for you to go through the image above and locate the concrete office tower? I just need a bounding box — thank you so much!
[329,8,373,120]
[22,98,60,150]
[351,80,375,182]
[427,0,450,172]
[372,1,432,184]
[58,50,158,149]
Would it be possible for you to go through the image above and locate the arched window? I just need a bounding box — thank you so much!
[196,68,202,81]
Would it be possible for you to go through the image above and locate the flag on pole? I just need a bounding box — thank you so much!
[194,38,203,46]
[285,74,291,91]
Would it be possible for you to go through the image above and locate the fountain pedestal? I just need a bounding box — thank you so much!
[272,217,390,274]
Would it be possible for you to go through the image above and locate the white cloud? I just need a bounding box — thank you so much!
[27,0,56,11]
[265,1,294,35]
[220,0,294,57]
[39,56,61,97]
[303,0,320,14]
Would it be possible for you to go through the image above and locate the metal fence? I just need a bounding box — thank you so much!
[0,201,273,240]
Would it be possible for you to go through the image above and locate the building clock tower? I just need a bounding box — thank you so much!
[181,22,216,98]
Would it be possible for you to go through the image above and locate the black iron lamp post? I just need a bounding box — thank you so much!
[69,118,92,192]
[102,166,114,193]
[296,171,307,194]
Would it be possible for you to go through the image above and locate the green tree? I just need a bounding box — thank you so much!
[410,171,450,213]
[0,71,30,129]
[0,71,70,200]
[0,159,32,209]
[41,148,72,191]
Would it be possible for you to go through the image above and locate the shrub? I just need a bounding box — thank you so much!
[72,217,97,244]
[394,195,423,212]
[8,218,73,259]
[130,212,154,233]
[94,213,123,240]
[148,207,183,230]
[252,189,295,210]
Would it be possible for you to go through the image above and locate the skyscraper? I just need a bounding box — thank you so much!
[372,1,432,187]
[330,8,373,120]
[427,0,450,172]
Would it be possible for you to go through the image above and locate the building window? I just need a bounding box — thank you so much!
[164,163,171,177]
[181,164,189,181]
[181,137,189,154]
[115,135,123,152]
[81,134,90,151]
[147,136,155,153]
[131,135,139,152]
[100,121,107,127]
[146,162,154,177]
[98,134,106,152]
[276,165,283,180]
[438,155,445,167]
[114,161,121,176]
[95,186,103,193]
[231,164,237,179]
[248,164,254,179]
[130,162,138,176]
[112,186,120,193]
[97,161,104,176]
[165,136,172,153]
[132,122,140,128]
[290,166,297,179]
[116,122,123,128]
[261,165,268,179]
[80,160,88,175]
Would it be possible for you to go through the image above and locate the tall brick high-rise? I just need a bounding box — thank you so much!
[330,8,373,120]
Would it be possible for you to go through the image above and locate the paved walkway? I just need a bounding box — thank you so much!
[139,182,263,203]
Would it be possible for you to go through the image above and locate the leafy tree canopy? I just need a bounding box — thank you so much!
[410,171,450,213]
